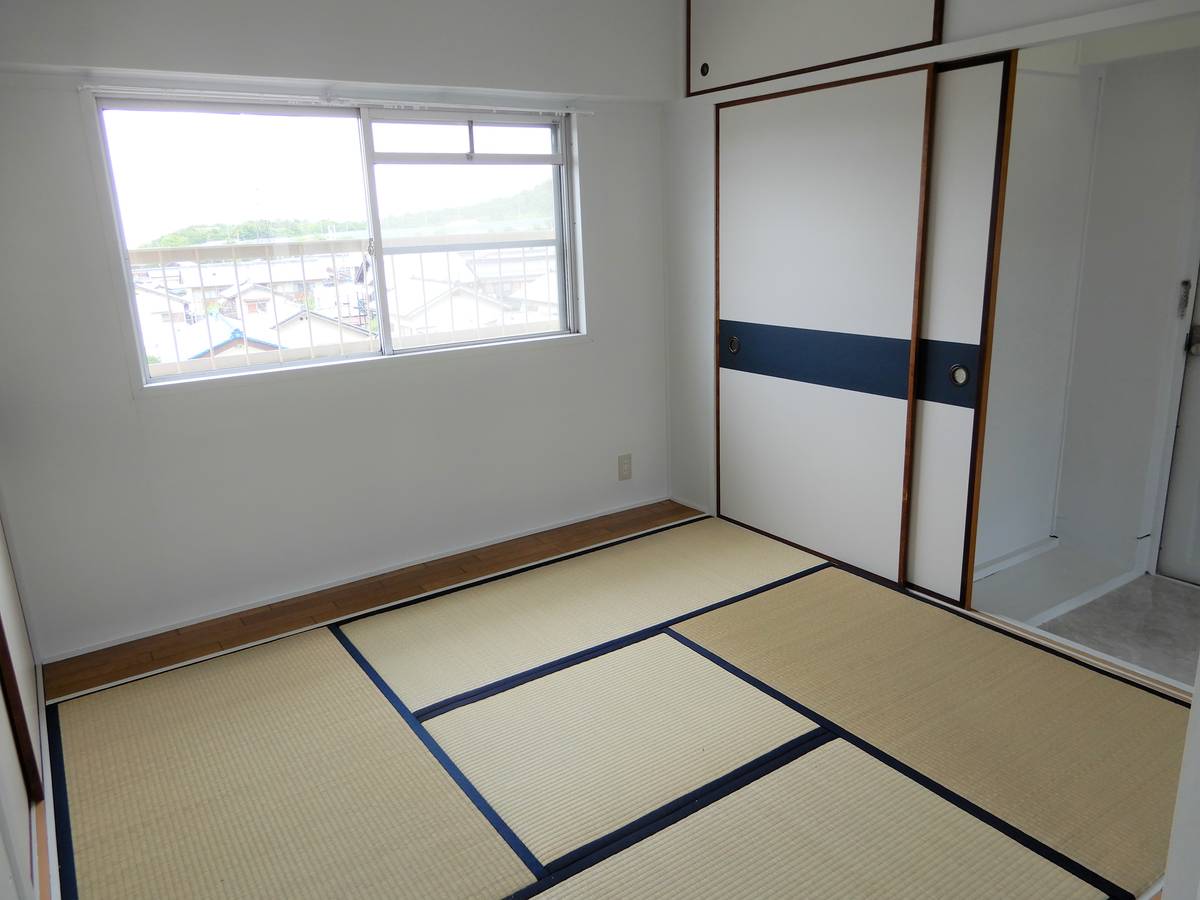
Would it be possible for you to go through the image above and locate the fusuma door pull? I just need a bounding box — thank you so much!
[727,336,741,355]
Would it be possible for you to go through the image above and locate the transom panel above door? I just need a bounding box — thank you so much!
[688,0,944,96]
[717,68,933,583]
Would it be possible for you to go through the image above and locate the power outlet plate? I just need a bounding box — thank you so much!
[618,453,633,481]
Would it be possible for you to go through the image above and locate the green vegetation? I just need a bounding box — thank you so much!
[144,219,364,247]
[381,181,554,237]
[141,182,554,248]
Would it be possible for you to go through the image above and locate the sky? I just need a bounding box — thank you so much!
[103,109,553,247]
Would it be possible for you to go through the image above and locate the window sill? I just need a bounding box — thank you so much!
[135,330,593,396]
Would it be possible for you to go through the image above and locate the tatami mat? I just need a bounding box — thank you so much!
[341,517,821,711]
[53,629,533,900]
[675,567,1189,896]
[426,634,813,863]
[542,739,1103,899]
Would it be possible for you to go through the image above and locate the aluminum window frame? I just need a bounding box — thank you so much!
[94,95,581,385]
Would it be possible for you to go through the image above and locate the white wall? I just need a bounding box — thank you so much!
[0,0,682,101]
[663,99,717,512]
[1054,49,1200,569]
[0,68,672,659]
[975,65,1100,567]
[944,0,1151,42]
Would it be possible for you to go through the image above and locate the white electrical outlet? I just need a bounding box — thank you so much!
[618,453,633,481]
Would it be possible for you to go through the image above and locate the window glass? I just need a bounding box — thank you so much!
[371,121,470,154]
[472,124,555,155]
[373,164,562,349]
[103,108,378,378]
[100,105,573,382]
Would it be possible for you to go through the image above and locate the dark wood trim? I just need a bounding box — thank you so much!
[931,0,946,46]
[42,500,702,701]
[0,615,43,803]
[686,0,946,98]
[934,50,1013,73]
[685,0,692,103]
[906,581,959,605]
[898,67,938,585]
[958,51,1018,609]
[715,63,930,111]
[714,103,722,515]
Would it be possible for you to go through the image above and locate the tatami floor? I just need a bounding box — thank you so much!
[47,516,1190,899]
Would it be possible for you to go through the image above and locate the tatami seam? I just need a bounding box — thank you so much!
[662,627,1134,900]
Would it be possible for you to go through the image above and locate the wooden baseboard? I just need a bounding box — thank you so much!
[43,500,702,701]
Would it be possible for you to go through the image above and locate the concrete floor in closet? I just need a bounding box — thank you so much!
[973,546,1200,687]
[1040,575,1200,686]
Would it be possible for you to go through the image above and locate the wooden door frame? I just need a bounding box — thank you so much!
[1,613,42,803]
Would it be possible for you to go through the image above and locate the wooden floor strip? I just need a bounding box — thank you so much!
[43,500,701,701]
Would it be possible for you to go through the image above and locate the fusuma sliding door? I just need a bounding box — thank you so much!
[717,68,933,581]
[907,57,1012,604]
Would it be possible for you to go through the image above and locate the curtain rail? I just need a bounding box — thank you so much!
[83,84,591,116]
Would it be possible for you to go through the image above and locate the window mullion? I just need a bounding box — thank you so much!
[369,151,562,166]
[553,121,574,333]
[359,107,394,355]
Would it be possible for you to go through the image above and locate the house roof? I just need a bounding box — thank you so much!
[187,315,282,359]
[395,283,522,323]
[274,309,372,336]
[219,281,302,303]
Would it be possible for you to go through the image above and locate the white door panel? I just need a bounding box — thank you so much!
[907,60,1006,601]
[717,69,930,584]
[690,0,939,95]
[1161,315,1200,585]
[719,72,928,340]
[923,63,1005,345]
[720,370,907,579]
[908,400,976,598]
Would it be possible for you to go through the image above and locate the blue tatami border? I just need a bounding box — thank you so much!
[330,624,546,879]
[663,628,1135,900]
[414,563,833,721]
